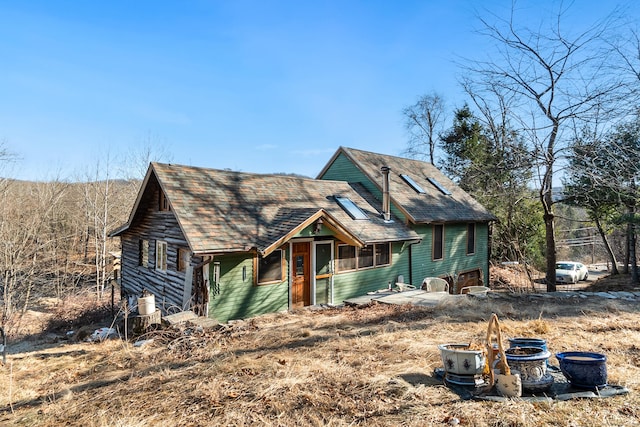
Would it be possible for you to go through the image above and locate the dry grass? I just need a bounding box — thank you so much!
[1,276,640,426]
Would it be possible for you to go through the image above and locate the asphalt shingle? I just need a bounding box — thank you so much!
[320,147,497,224]
[150,163,419,254]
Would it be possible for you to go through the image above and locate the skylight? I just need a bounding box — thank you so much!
[427,177,452,195]
[400,174,426,194]
[335,196,368,220]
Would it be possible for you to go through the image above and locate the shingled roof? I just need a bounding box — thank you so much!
[113,163,420,256]
[318,147,497,224]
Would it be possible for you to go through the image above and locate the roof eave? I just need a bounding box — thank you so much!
[260,209,365,257]
[108,164,156,238]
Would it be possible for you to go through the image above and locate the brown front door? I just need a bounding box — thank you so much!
[292,242,311,308]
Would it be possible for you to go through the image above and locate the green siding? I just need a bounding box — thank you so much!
[206,224,490,321]
[321,153,406,221]
[333,242,410,301]
[321,152,491,291]
[293,223,336,239]
[411,223,490,289]
[209,252,289,323]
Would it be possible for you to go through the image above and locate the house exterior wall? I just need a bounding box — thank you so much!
[208,252,290,323]
[119,182,195,313]
[116,153,492,324]
[207,239,412,322]
[332,241,410,301]
[320,153,407,221]
[320,153,491,291]
[410,223,490,290]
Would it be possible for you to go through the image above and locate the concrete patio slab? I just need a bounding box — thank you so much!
[344,289,454,307]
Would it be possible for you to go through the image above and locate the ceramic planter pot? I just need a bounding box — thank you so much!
[509,337,549,366]
[556,351,607,390]
[505,346,553,392]
[438,343,486,376]
[508,337,548,353]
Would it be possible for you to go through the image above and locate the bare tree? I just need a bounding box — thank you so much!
[465,3,629,291]
[119,132,174,180]
[0,179,69,333]
[402,93,446,164]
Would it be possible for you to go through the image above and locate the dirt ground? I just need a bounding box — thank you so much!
[1,270,640,426]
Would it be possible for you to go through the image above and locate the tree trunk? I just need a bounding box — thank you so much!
[542,162,557,292]
[631,224,639,285]
[544,208,557,292]
[594,217,618,275]
[631,205,639,285]
[624,222,630,274]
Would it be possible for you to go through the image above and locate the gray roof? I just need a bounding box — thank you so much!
[115,162,420,255]
[318,147,497,223]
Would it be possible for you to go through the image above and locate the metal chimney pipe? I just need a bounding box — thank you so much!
[381,166,391,221]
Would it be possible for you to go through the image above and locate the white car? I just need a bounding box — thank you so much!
[555,261,589,284]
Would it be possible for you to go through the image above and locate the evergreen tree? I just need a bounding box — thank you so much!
[438,106,543,268]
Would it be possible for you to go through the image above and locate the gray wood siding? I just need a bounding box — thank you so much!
[209,252,289,323]
[333,242,410,302]
[119,180,193,313]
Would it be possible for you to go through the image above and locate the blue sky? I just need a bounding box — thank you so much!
[0,1,633,181]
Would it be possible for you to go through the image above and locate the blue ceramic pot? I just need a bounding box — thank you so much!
[509,338,549,366]
[505,346,553,392]
[508,337,548,353]
[556,351,607,390]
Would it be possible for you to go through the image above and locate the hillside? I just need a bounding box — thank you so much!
[1,275,639,426]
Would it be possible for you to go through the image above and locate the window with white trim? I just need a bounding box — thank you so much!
[156,240,168,271]
[178,247,190,272]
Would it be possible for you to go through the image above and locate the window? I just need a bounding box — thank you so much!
[258,250,283,284]
[156,241,168,271]
[427,177,452,195]
[400,174,426,194]
[433,224,444,261]
[337,243,391,272]
[467,223,476,255]
[159,190,170,211]
[178,247,190,272]
[337,245,356,271]
[138,239,149,267]
[375,243,391,266]
[358,245,374,269]
[335,196,368,220]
